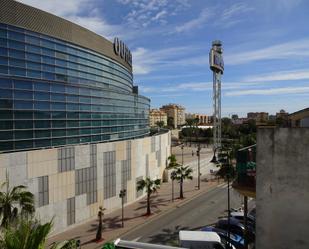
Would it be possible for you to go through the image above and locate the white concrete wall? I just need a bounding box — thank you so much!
[256,128,309,249]
[0,131,170,234]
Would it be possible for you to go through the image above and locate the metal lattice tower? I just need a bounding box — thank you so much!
[209,40,224,154]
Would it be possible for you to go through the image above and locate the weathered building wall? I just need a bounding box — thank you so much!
[256,128,309,249]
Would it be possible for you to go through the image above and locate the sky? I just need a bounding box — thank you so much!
[18,0,309,117]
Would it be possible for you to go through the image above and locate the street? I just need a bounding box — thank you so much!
[123,183,245,246]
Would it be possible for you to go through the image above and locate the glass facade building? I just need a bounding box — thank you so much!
[0,23,150,152]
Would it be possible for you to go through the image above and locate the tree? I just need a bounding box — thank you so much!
[156,121,165,129]
[136,178,161,215]
[171,166,193,199]
[167,154,180,169]
[0,219,52,249]
[0,182,35,228]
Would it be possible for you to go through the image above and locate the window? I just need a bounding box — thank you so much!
[38,176,49,207]
[58,147,75,172]
[103,151,116,199]
[67,197,75,226]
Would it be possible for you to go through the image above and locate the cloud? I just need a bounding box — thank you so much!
[225,86,309,96]
[175,8,212,33]
[19,0,125,40]
[118,0,190,28]
[225,38,309,65]
[132,45,195,75]
[245,69,309,82]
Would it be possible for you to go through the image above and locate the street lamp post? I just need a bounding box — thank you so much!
[171,171,177,202]
[181,144,184,165]
[197,144,201,190]
[119,189,126,228]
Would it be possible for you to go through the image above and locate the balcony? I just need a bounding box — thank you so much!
[232,145,256,198]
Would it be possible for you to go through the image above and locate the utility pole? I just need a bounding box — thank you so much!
[171,171,176,202]
[181,144,184,165]
[197,143,201,190]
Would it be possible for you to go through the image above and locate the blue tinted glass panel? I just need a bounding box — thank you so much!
[51,112,66,119]
[14,80,32,90]
[34,101,50,110]
[51,93,65,101]
[0,89,12,98]
[0,99,12,109]
[15,130,33,139]
[33,82,50,91]
[14,90,33,99]
[0,65,8,74]
[8,31,25,42]
[10,67,26,76]
[35,130,51,138]
[51,84,65,92]
[0,38,7,47]
[42,56,55,64]
[14,110,33,119]
[8,40,25,50]
[15,140,33,149]
[41,39,55,49]
[25,35,40,45]
[27,61,41,70]
[10,58,25,67]
[42,64,55,72]
[0,48,8,56]
[15,120,32,129]
[26,53,41,62]
[34,92,49,100]
[67,95,79,102]
[34,120,51,128]
[52,121,66,128]
[27,70,41,78]
[0,57,8,66]
[34,111,50,119]
[42,48,55,57]
[42,72,55,80]
[51,103,65,110]
[0,110,12,119]
[34,139,51,148]
[0,29,7,38]
[0,141,13,151]
[55,59,66,67]
[14,100,33,109]
[67,112,79,119]
[0,131,13,140]
[26,44,41,54]
[9,49,25,59]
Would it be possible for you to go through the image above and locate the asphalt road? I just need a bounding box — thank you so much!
[123,183,246,246]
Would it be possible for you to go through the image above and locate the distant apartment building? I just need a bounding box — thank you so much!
[185,113,211,124]
[247,112,269,124]
[160,104,185,128]
[232,117,249,125]
[149,109,167,127]
[289,107,309,127]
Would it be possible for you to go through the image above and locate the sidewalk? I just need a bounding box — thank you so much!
[48,172,223,249]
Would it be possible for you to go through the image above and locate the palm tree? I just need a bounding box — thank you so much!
[0,182,35,228]
[167,154,180,169]
[0,219,52,249]
[172,166,193,199]
[136,178,161,215]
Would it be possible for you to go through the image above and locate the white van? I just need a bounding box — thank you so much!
[179,231,234,249]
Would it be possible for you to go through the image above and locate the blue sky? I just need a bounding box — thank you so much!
[19,0,309,117]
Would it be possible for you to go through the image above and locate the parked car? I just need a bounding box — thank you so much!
[215,218,255,243]
[201,226,245,249]
[230,211,255,224]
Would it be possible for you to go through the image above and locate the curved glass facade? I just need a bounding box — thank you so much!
[0,23,150,152]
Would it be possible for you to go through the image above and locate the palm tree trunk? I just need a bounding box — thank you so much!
[146,193,151,215]
[180,178,184,199]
